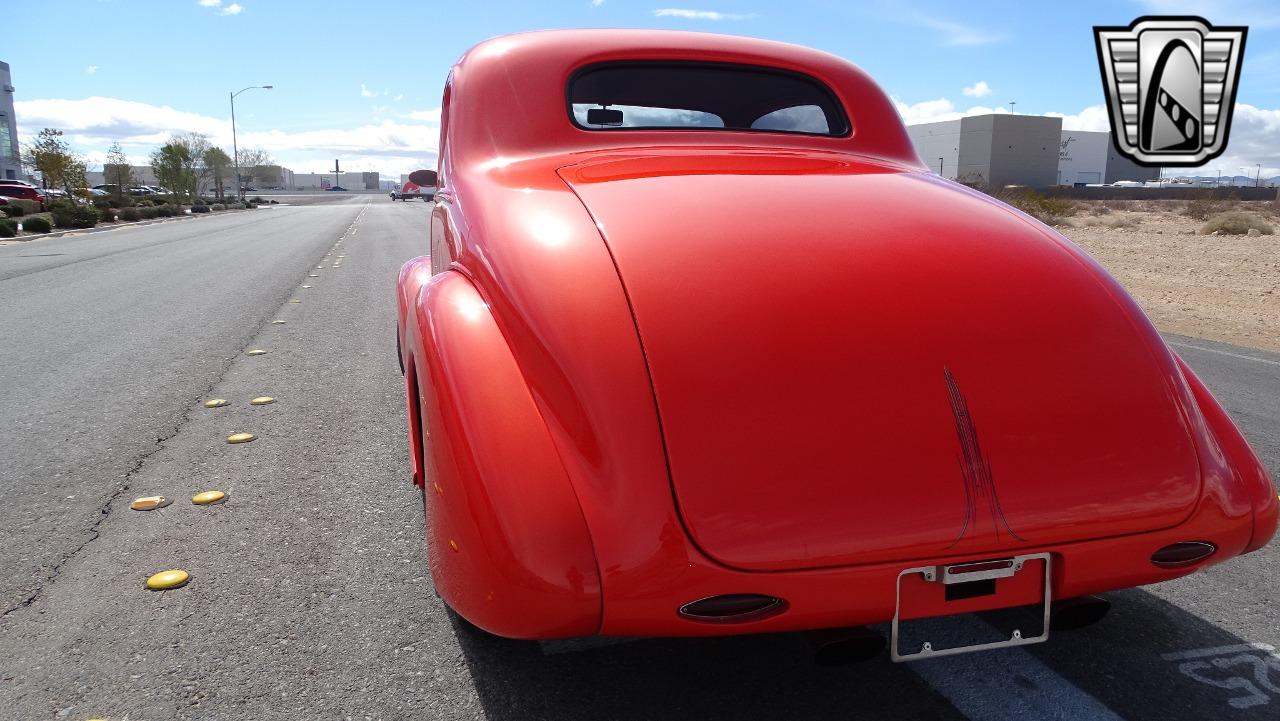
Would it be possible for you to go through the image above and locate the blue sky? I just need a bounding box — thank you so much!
[6,0,1280,177]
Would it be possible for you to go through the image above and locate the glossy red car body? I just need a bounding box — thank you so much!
[395,30,1277,643]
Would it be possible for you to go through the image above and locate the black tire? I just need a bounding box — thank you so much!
[396,327,405,375]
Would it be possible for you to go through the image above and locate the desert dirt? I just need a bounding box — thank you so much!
[1055,200,1280,354]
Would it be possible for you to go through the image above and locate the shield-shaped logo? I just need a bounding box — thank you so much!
[1094,16,1247,166]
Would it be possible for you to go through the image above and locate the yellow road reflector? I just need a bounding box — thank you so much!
[308,274,319,277]
[272,320,286,324]
[146,569,190,591]
[289,299,301,304]
[226,432,256,444]
[204,399,229,408]
[130,495,172,511]
[302,285,312,288]
[193,490,226,505]
[246,349,268,356]
[250,396,275,405]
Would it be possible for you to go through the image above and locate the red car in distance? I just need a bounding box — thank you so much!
[0,182,47,210]
[395,30,1277,661]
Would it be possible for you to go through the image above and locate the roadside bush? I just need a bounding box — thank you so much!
[23,216,52,233]
[6,199,42,216]
[211,203,226,211]
[1200,211,1274,235]
[1085,213,1141,229]
[191,205,211,213]
[3,203,24,217]
[47,198,77,214]
[0,218,16,237]
[226,202,245,209]
[994,188,1078,224]
[91,196,112,209]
[138,207,159,219]
[52,204,99,229]
[250,195,266,204]
[155,205,176,217]
[118,207,141,221]
[135,199,155,207]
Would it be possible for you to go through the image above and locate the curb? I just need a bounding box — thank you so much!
[3,207,265,243]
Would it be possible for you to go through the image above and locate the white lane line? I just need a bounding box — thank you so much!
[1168,340,1280,368]
[905,619,1125,721]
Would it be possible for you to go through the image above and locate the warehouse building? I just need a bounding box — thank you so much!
[1,61,20,181]
[291,171,379,191]
[907,114,1158,188]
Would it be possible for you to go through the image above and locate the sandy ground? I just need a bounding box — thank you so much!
[1057,202,1280,353]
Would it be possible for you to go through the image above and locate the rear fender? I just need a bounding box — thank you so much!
[411,270,602,638]
[1178,356,1278,553]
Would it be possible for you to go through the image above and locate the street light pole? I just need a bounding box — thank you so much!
[1256,163,1262,188]
[230,84,273,202]
[938,156,944,176]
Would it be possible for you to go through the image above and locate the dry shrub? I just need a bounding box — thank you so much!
[1199,211,1274,235]
[992,188,1079,224]
[1085,214,1141,229]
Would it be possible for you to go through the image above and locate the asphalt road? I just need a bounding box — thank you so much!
[0,200,1277,720]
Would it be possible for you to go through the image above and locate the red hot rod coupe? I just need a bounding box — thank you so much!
[396,30,1277,659]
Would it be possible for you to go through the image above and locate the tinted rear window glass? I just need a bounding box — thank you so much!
[569,63,848,136]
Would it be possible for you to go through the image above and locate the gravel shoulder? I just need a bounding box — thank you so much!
[1058,203,1280,353]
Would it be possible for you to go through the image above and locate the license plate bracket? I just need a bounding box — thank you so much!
[890,552,1052,662]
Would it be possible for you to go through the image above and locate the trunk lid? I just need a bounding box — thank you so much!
[559,150,1200,571]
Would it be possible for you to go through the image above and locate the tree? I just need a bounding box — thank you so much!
[150,142,191,203]
[203,147,232,201]
[22,128,87,195]
[104,142,134,202]
[235,148,276,191]
[172,133,211,200]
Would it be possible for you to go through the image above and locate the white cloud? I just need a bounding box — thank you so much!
[961,81,991,98]
[591,0,605,5]
[198,0,220,6]
[371,105,390,114]
[893,97,1006,125]
[1042,105,1110,132]
[361,84,377,98]
[406,108,441,122]
[85,66,99,75]
[653,8,755,21]
[13,95,442,179]
[393,93,404,102]
[220,3,243,14]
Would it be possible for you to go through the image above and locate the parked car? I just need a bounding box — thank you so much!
[0,184,46,209]
[0,179,39,189]
[326,186,347,192]
[394,30,1277,658]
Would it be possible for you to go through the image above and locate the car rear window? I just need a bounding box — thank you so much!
[569,62,849,137]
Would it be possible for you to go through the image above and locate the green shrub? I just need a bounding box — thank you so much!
[136,199,155,207]
[47,198,77,214]
[3,203,24,217]
[119,207,141,221]
[0,218,16,237]
[191,205,211,213]
[1200,211,1274,235]
[211,203,226,211]
[91,196,112,209]
[139,207,159,219]
[155,205,176,217]
[7,199,42,216]
[23,216,53,233]
[52,204,99,229]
